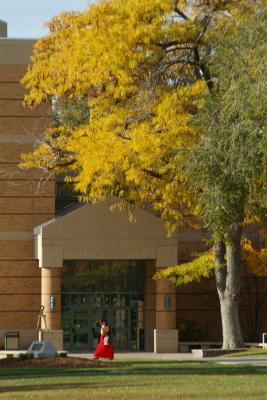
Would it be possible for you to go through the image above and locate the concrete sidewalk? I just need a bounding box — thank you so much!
[69,352,193,361]
[68,352,267,366]
[2,350,267,366]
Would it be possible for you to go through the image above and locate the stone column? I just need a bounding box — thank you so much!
[154,246,178,353]
[156,278,177,330]
[40,267,63,349]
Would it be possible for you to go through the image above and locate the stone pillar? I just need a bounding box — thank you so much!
[154,246,178,353]
[41,267,61,329]
[40,267,63,349]
[156,278,177,329]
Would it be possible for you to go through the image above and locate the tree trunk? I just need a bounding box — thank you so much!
[219,294,244,349]
[214,224,244,349]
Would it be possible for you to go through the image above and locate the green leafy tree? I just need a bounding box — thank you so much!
[189,3,266,348]
[157,2,267,348]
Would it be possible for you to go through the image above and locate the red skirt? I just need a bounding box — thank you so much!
[93,335,114,360]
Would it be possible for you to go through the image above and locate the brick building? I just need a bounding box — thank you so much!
[0,22,263,353]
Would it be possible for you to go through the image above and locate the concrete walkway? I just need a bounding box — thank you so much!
[69,352,194,360]
[68,352,267,366]
[2,350,267,366]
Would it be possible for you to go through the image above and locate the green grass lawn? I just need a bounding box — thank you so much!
[221,348,267,358]
[0,361,267,400]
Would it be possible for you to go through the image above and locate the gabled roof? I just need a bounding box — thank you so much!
[35,196,171,240]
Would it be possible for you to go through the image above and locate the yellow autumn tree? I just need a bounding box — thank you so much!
[20,0,266,349]
[21,0,241,230]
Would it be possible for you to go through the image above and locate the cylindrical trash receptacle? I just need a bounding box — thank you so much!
[4,332,20,350]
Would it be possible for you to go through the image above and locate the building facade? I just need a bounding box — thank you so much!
[0,23,263,353]
[0,23,53,349]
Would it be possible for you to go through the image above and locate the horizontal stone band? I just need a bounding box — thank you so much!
[0,231,33,240]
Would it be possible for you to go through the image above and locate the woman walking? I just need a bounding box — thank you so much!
[93,320,114,360]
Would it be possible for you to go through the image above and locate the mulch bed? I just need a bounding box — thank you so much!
[0,356,118,369]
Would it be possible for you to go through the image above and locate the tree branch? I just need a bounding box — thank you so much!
[156,41,191,51]
[193,47,214,91]
[174,1,189,20]
[142,168,163,179]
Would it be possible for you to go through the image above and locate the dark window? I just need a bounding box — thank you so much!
[62,260,146,293]
[55,182,79,214]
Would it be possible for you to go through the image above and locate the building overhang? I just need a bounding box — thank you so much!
[34,197,178,269]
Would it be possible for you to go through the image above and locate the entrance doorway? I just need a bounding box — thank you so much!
[62,294,145,352]
[70,305,132,352]
[62,260,146,352]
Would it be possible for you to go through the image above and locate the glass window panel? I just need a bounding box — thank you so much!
[63,330,71,350]
[82,295,92,305]
[112,308,129,328]
[73,332,88,350]
[131,293,144,302]
[138,336,145,351]
[90,261,110,291]
[111,294,120,307]
[111,260,145,291]
[104,294,110,306]
[80,295,87,305]
[111,294,129,307]
[62,260,146,293]
[62,310,71,329]
[113,331,128,350]
[92,308,109,324]
[131,335,145,351]
[72,295,85,305]
[85,294,94,306]
[91,294,106,307]
[73,310,88,329]
[131,337,137,351]
[62,295,71,307]
[130,261,146,292]
[131,307,137,321]
[131,322,137,336]
[137,300,144,326]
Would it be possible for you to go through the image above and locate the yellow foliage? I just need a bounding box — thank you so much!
[154,250,215,286]
[21,0,245,233]
[241,231,267,277]
[155,230,267,285]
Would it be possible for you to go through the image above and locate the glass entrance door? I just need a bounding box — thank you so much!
[89,307,110,351]
[70,305,133,351]
[111,307,129,350]
[71,308,89,351]
[64,295,145,352]
[71,306,115,351]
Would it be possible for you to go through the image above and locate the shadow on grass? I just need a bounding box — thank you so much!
[0,380,266,399]
[0,381,152,395]
[0,361,266,382]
